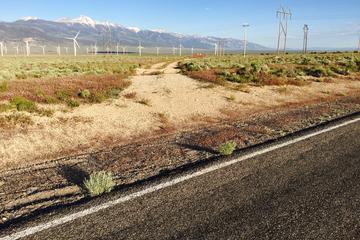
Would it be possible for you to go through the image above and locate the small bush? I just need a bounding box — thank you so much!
[107,88,123,98]
[84,171,115,197]
[79,89,91,99]
[138,98,152,106]
[10,96,37,112]
[66,98,80,108]
[218,141,237,156]
[303,67,327,78]
[124,92,137,99]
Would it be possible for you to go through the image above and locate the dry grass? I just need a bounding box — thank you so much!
[137,98,152,106]
[188,70,226,86]
[0,113,33,129]
[0,74,131,104]
[155,112,176,133]
[124,92,137,99]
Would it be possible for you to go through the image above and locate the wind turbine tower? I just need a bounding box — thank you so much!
[179,44,182,56]
[138,41,144,56]
[191,47,194,56]
[214,43,218,56]
[94,43,98,55]
[116,43,120,55]
[242,23,250,58]
[40,45,46,55]
[14,45,19,55]
[57,45,61,56]
[156,47,160,56]
[23,38,32,56]
[66,31,80,56]
[0,42,4,57]
[303,24,309,54]
[276,6,292,54]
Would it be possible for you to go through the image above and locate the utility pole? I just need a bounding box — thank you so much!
[276,6,292,55]
[303,24,309,54]
[242,24,250,57]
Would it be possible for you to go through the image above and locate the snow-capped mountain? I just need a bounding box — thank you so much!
[0,15,268,50]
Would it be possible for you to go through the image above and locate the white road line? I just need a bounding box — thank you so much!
[1,117,359,240]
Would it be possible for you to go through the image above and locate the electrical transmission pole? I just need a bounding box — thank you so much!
[276,6,292,55]
[303,24,309,54]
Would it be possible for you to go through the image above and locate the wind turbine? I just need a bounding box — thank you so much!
[13,45,19,55]
[23,38,32,56]
[137,41,144,56]
[64,47,69,54]
[66,31,80,56]
[4,44,8,55]
[40,45,46,55]
[156,47,160,56]
[93,43,98,55]
[242,23,250,58]
[191,47,194,56]
[172,46,176,55]
[56,45,61,56]
[214,43,218,56]
[0,42,4,56]
[179,44,182,56]
[122,46,126,55]
[116,43,119,55]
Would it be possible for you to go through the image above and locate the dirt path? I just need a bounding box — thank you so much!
[0,61,359,169]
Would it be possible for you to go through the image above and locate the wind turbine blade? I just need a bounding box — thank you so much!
[75,31,80,39]
[75,40,80,49]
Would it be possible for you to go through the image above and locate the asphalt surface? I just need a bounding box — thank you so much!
[6,120,360,239]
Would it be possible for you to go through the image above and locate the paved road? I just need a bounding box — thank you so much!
[8,121,360,239]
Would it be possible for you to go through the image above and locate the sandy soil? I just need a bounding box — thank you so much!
[0,62,359,169]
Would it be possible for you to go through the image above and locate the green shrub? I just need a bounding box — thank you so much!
[56,90,72,101]
[10,96,37,112]
[182,62,202,71]
[107,88,123,98]
[79,89,91,98]
[66,98,80,108]
[218,141,237,156]
[303,66,327,78]
[84,171,115,197]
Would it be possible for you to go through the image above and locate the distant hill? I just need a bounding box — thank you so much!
[0,15,269,52]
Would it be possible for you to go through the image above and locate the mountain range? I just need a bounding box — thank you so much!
[0,15,269,51]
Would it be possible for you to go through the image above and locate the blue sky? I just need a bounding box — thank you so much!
[1,0,359,49]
